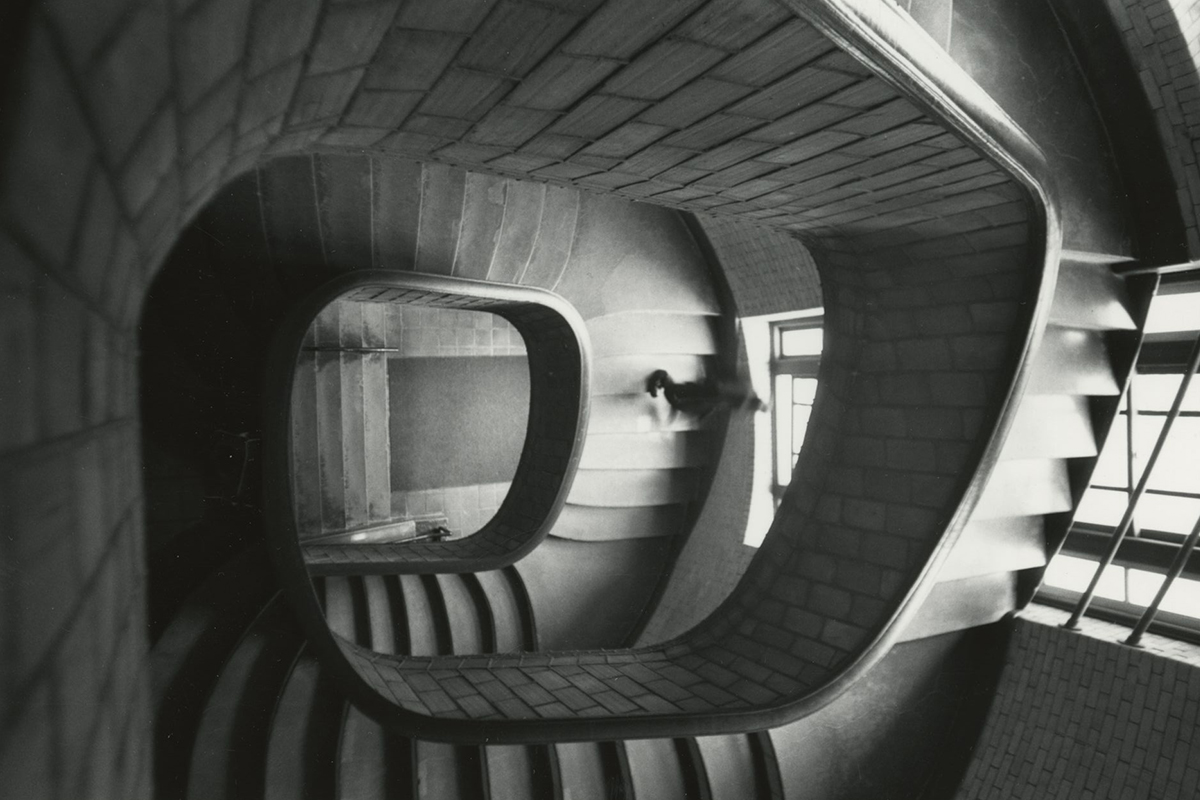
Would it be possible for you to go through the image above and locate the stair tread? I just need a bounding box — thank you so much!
[625,739,688,800]
[187,599,300,800]
[579,430,713,470]
[321,576,358,643]
[589,394,709,434]
[1050,259,1137,331]
[517,185,580,290]
[567,468,699,507]
[591,353,709,396]
[337,706,389,800]
[151,547,275,709]
[972,458,1073,520]
[415,742,484,800]
[437,573,485,655]
[265,655,323,800]
[552,503,688,541]
[552,196,721,318]
[1027,327,1120,396]
[695,735,758,800]
[939,516,1047,581]
[1000,394,1098,460]
[555,742,610,800]
[485,745,537,800]
[399,576,440,657]
[475,570,527,653]
[362,575,398,655]
[900,571,1017,641]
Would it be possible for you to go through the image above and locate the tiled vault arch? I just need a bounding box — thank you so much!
[0,0,1056,783]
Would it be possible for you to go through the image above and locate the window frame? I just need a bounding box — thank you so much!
[769,316,823,502]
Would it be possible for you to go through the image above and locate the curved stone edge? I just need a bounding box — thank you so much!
[264,269,591,580]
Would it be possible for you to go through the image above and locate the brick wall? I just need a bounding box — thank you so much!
[697,215,823,315]
[1104,0,1200,256]
[957,613,1200,799]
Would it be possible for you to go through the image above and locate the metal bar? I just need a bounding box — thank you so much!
[1066,332,1200,629]
[1127,379,1140,540]
[1119,409,1200,417]
[1113,259,1200,277]
[1125,511,1200,646]
[1090,483,1200,500]
[302,346,404,353]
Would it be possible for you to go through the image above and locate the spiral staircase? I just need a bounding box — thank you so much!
[134,1,1173,798]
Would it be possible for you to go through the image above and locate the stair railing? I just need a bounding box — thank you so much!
[259,0,1067,743]
[1064,330,1200,632]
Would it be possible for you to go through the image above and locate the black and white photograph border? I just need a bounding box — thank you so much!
[2,0,1200,798]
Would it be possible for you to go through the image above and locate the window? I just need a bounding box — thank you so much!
[771,316,823,499]
[1041,276,1200,633]
[740,310,823,546]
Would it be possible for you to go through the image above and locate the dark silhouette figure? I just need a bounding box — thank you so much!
[646,369,767,417]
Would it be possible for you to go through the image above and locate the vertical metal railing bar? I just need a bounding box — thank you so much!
[1124,380,1138,604]
[1125,511,1200,646]
[1127,379,1140,539]
[1065,332,1200,629]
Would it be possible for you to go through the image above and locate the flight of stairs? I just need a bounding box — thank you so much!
[904,254,1146,639]
[152,548,782,800]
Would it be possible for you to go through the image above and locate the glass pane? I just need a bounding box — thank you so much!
[775,374,793,487]
[1145,291,1200,333]
[792,377,818,405]
[1044,555,1126,601]
[1136,493,1200,536]
[1128,570,1200,619]
[1076,487,1131,527]
[1140,417,1200,494]
[792,405,812,452]
[1091,421,1129,488]
[780,327,823,357]
[1132,374,1200,413]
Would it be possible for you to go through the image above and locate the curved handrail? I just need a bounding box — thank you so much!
[264,270,591,576]
[263,0,1064,743]
[754,0,1064,723]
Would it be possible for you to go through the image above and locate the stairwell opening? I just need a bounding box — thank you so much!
[292,297,531,545]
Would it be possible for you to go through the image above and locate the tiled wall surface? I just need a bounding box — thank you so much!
[382,306,527,358]
[1106,0,1200,256]
[957,615,1200,799]
[698,215,823,316]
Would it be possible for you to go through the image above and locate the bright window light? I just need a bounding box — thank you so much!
[1135,494,1200,536]
[780,326,823,356]
[1128,570,1200,619]
[775,374,793,488]
[1145,291,1200,333]
[1075,487,1131,528]
[1132,374,1200,412]
[1043,555,1126,600]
